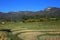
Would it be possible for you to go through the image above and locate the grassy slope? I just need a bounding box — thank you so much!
[0,21,60,40]
[0,21,60,30]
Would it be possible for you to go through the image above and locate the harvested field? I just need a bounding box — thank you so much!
[0,29,60,40]
[12,30,60,40]
[39,36,60,40]
[0,21,60,40]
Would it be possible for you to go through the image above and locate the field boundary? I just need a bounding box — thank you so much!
[12,29,60,35]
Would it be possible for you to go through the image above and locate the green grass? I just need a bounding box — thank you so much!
[0,21,60,40]
[0,21,60,30]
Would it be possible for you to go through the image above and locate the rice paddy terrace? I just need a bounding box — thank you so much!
[0,21,60,40]
[12,29,60,40]
[0,29,60,40]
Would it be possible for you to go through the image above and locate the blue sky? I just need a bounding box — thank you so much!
[0,0,60,12]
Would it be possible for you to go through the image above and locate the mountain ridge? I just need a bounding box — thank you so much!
[0,7,60,22]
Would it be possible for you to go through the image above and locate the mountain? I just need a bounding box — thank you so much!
[0,7,60,22]
[39,7,60,18]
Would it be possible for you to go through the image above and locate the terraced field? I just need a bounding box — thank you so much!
[0,29,60,40]
[12,30,60,40]
[0,21,60,40]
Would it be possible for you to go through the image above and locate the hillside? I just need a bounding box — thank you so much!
[0,7,60,22]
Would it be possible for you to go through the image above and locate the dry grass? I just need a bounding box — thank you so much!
[16,31,60,40]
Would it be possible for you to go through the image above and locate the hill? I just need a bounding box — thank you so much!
[0,7,60,22]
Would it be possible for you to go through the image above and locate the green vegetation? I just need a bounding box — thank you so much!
[0,20,60,30]
[0,20,60,40]
[0,7,60,40]
[0,31,21,40]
